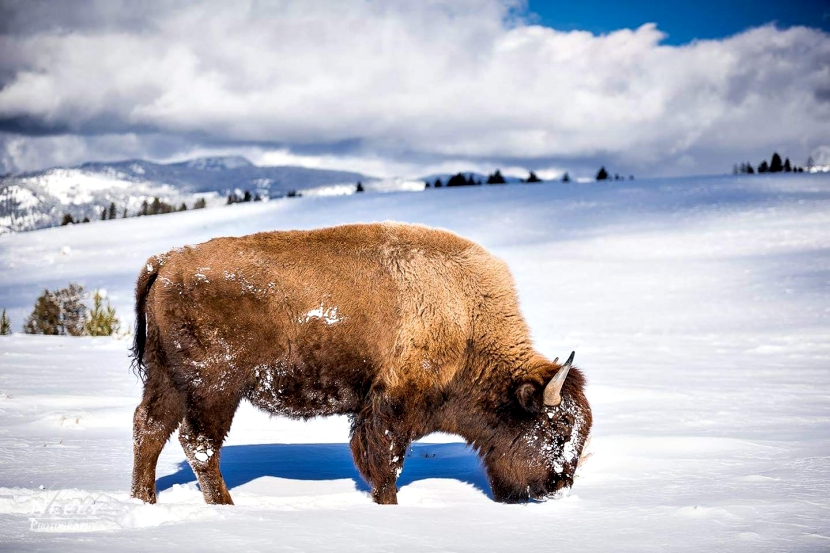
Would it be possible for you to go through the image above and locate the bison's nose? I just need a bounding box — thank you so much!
[556,477,575,494]
[535,477,572,501]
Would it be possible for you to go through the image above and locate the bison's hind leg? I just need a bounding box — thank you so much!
[131,371,185,504]
[178,393,241,505]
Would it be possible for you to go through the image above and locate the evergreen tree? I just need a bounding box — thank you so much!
[55,284,87,336]
[526,171,541,183]
[82,216,90,223]
[24,284,87,336]
[562,172,571,182]
[179,202,187,211]
[486,170,506,184]
[24,292,60,335]
[108,202,117,220]
[84,290,121,337]
[356,181,364,193]
[446,173,471,187]
[596,167,609,180]
[243,190,252,202]
[194,198,207,209]
[784,158,792,172]
[0,309,11,335]
[122,207,128,218]
[770,153,783,173]
[61,213,75,226]
[758,160,769,173]
[140,199,149,216]
[101,207,107,220]
[746,163,755,174]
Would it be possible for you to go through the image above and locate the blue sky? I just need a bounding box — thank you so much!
[527,0,830,44]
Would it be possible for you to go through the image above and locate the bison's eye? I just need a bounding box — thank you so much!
[546,410,574,435]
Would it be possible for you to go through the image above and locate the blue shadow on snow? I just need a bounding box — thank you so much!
[156,442,493,499]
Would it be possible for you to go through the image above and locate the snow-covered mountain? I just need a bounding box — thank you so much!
[0,156,374,235]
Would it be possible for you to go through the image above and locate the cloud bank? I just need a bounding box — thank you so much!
[1,0,828,177]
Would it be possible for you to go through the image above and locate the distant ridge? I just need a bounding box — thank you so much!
[0,156,376,234]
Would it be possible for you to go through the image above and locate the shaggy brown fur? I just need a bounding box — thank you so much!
[131,222,592,504]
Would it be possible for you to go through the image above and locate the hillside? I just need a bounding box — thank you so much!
[1,172,829,552]
[0,156,375,234]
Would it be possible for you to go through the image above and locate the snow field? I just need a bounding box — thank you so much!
[0,173,829,551]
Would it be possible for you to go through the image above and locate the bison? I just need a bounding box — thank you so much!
[130,222,591,505]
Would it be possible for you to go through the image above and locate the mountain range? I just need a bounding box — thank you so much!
[0,156,376,234]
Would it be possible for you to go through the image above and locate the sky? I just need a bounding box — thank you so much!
[0,0,828,179]
[528,0,830,44]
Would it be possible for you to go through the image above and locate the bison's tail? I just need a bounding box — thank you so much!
[130,257,163,382]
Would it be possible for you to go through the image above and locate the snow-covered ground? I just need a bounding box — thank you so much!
[1,174,829,551]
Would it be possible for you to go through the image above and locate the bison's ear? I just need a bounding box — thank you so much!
[516,382,542,413]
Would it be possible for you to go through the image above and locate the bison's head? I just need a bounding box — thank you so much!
[483,352,592,503]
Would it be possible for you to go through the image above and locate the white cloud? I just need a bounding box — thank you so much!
[0,0,828,177]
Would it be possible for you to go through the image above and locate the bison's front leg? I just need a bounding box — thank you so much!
[350,408,410,505]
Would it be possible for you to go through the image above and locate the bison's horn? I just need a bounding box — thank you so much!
[543,351,575,407]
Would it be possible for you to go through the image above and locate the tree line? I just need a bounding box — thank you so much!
[50,152,814,232]
[226,189,263,204]
[61,197,207,226]
[52,164,637,229]
[734,152,806,175]
[594,166,633,181]
[424,167,632,188]
[425,169,542,188]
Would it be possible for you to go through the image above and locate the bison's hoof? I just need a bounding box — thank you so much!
[372,486,399,505]
[131,489,157,504]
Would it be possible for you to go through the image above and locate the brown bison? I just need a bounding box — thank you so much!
[130,222,591,505]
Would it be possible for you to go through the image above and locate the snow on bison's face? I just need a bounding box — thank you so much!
[483,353,592,503]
